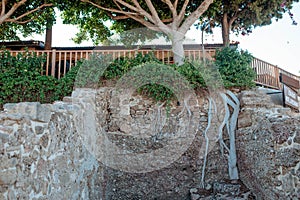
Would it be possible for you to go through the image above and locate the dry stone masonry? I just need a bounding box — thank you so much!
[0,87,299,199]
[237,90,300,200]
[0,101,101,199]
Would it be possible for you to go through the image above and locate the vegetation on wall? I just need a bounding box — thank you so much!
[0,49,256,109]
[215,47,256,88]
[0,50,79,109]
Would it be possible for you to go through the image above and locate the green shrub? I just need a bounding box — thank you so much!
[102,53,207,102]
[103,52,160,79]
[172,61,206,88]
[0,50,57,107]
[0,48,257,109]
[214,47,256,88]
[56,61,81,97]
[0,50,81,109]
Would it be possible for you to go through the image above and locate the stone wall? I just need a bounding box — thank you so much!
[0,102,101,199]
[0,87,299,199]
[71,88,229,200]
[0,87,231,199]
[237,90,300,200]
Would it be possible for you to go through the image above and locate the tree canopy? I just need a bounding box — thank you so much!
[201,0,299,46]
[60,0,214,64]
[2,0,298,51]
[61,0,299,49]
[0,0,54,40]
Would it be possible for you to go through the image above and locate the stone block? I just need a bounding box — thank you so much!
[0,125,13,134]
[0,132,9,142]
[213,182,241,196]
[34,126,44,135]
[3,102,52,123]
[238,111,252,128]
[37,104,52,122]
[7,188,16,200]
[0,157,17,170]
[62,96,73,102]
[0,169,17,186]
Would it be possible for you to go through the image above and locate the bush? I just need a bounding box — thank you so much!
[214,47,256,88]
[56,61,81,97]
[0,49,257,108]
[0,50,56,106]
[0,50,80,109]
[103,52,160,79]
[103,53,208,102]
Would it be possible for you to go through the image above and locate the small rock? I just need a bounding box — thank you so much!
[35,126,44,135]
[213,182,241,196]
[191,193,201,200]
[190,188,198,193]
[0,169,17,185]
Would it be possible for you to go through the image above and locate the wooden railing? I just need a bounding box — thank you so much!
[251,57,300,90]
[3,49,299,90]
[6,49,217,78]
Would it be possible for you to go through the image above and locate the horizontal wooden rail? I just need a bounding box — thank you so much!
[251,57,300,90]
[2,49,216,79]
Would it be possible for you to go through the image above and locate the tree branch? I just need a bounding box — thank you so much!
[113,0,123,11]
[82,0,159,28]
[144,0,165,26]
[6,14,38,24]
[109,14,130,20]
[5,3,52,24]
[180,0,213,33]
[162,0,177,18]
[177,0,190,23]
[115,0,139,12]
[108,13,173,23]
[130,14,160,31]
[162,18,173,23]
[174,0,179,11]
[81,0,139,17]
[1,0,6,17]
[129,0,155,24]
[228,7,240,28]
[0,0,27,24]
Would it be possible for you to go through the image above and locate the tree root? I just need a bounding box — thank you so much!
[201,90,240,188]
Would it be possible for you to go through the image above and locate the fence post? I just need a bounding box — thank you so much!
[51,49,56,77]
[274,65,280,89]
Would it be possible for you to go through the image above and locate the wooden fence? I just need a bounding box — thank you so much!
[3,49,300,90]
[251,57,299,90]
[6,49,216,78]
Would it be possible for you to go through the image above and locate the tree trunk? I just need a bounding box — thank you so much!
[221,14,230,47]
[171,32,185,65]
[44,20,52,50]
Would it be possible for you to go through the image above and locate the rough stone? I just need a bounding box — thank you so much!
[0,87,299,200]
[34,126,44,135]
[237,111,252,128]
[0,169,17,186]
[237,90,300,200]
[213,182,240,196]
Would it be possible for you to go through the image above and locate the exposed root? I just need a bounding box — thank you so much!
[183,96,192,117]
[201,90,240,187]
[219,90,240,180]
[155,101,166,133]
[200,97,214,188]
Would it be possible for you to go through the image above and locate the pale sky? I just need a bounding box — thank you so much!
[236,3,300,76]
[24,3,300,76]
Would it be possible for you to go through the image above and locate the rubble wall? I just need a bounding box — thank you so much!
[0,87,299,199]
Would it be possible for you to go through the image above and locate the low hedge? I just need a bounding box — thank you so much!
[0,48,256,108]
